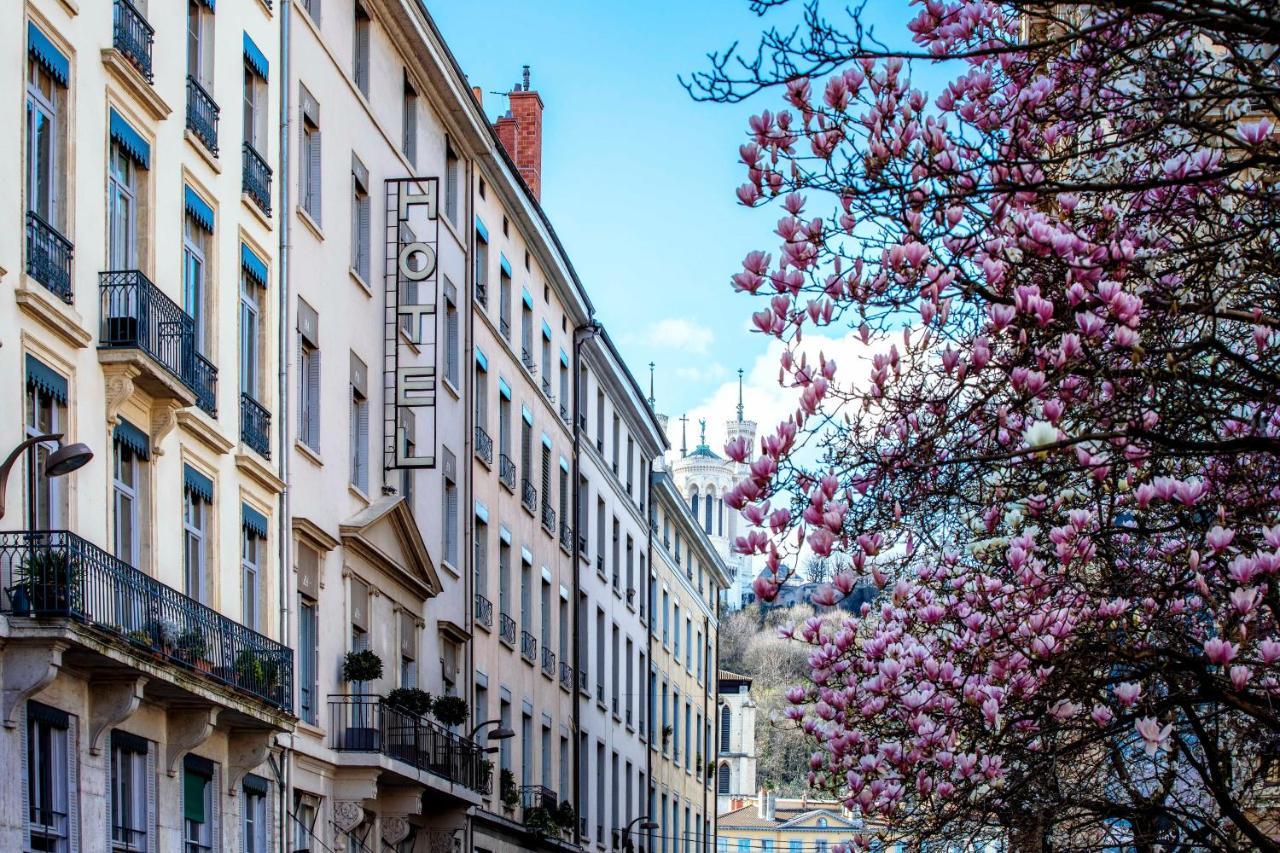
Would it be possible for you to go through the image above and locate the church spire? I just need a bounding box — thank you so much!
[736,368,745,421]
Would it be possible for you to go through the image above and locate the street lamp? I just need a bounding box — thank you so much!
[616,815,659,853]
[0,433,93,522]
[469,718,516,741]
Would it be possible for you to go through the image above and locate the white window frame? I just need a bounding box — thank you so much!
[241,527,261,631]
[25,379,66,529]
[183,489,207,602]
[109,735,150,853]
[242,785,268,853]
[26,58,61,225]
[349,388,368,493]
[112,440,141,566]
[25,705,72,853]
[183,215,209,355]
[107,142,137,270]
[299,339,320,450]
[240,272,263,400]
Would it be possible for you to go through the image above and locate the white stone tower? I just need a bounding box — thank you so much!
[716,670,758,814]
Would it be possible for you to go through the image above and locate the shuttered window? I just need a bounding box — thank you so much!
[350,155,370,282]
[443,278,459,386]
[444,143,459,225]
[349,353,369,493]
[442,449,458,566]
[300,85,321,223]
[402,76,417,164]
[352,4,370,95]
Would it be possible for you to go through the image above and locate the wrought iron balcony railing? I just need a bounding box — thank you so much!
[541,503,556,534]
[186,76,220,155]
[520,630,537,663]
[328,694,488,793]
[541,376,554,399]
[520,347,537,374]
[521,480,537,513]
[499,612,516,647]
[578,534,588,556]
[560,403,571,426]
[499,316,510,338]
[498,454,516,491]
[113,0,153,82]
[559,521,573,551]
[541,646,555,677]
[596,554,605,577]
[559,660,573,691]
[577,667,589,695]
[242,143,272,215]
[473,593,493,630]
[0,531,292,710]
[520,784,558,813]
[99,270,201,392]
[25,211,74,303]
[475,281,487,307]
[474,426,493,466]
[191,353,218,416]
[240,393,271,459]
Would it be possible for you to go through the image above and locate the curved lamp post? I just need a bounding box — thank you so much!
[0,433,93,522]
[618,815,660,852]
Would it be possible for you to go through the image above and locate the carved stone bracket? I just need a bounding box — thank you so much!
[332,800,366,833]
[88,676,148,754]
[381,816,411,846]
[150,401,182,456]
[0,640,67,728]
[165,707,220,776]
[225,729,275,795]
[102,364,140,430]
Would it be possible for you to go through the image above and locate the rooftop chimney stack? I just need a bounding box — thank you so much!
[493,66,545,200]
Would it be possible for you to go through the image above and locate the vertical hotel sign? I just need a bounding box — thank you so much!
[383,177,439,469]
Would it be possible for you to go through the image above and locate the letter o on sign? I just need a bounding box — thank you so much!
[399,242,437,281]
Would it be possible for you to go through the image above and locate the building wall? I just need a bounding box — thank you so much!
[2,1,288,850]
[715,678,757,813]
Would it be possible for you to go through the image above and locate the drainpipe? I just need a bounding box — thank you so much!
[702,612,711,853]
[462,155,477,850]
[645,472,655,853]
[571,319,601,847]
[276,2,292,850]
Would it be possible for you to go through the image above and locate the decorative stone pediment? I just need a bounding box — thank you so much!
[340,495,441,598]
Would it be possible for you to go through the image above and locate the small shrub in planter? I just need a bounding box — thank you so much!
[524,806,559,837]
[176,628,209,665]
[385,687,433,716]
[432,694,468,727]
[500,768,519,808]
[555,800,576,831]
[16,548,82,613]
[342,649,384,685]
[234,650,279,689]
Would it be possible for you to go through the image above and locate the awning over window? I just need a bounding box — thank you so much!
[498,378,511,400]
[242,503,269,539]
[499,254,512,277]
[25,354,67,403]
[474,216,489,242]
[27,23,69,87]
[183,465,214,502]
[184,185,214,232]
[109,109,150,169]
[522,288,534,309]
[474,346,488,371]
[241,242,268,288]
[113,418,150,460]
[242,774,269,796]
[243,32,268,79]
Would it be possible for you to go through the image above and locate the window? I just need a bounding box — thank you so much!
[718,764,730,794]
[400,611,418,688]
[595,390,605,449]
[351,156,370,282]
[183,756,215,851]
[299,303,321,450]
[112,421,147,568]
[182,209,212,356]
[300,86,321,223]
[520,295,533,365]
[183,471,210,603]
[349,355,369,493]
[298,581,318,724]
[625,637,634,721]
[595,607,606,696]
[350,579,370,660]
[540,444,552,523]
[540,577,551,650]
[541,723,553,788]
[540,328,551,385]
[498,385,512,462]
[241,259,266,403]
[816,842,829,853]
[474,228,488,305]
[110,730,149,853]
[443,450,458,566]
[696,630,703,682]
[442,277,459,385]
[444,143,460,225]
[611,414,620,472]
[352,4,370,96]
[107,141,139,269]
[26,29,67,229]
[790,842,803,853]
[686,619,693,674]
[402,76,417,164]
[626,437,634,494]
[520,554,532,628]
[499,699,511,773]
[242,778,269,853]
[520,415,533,491]
[498,262,512,338]
[27,702,72,852]
[475,354,489,433]
[244,49,267,154]
[611,623,620,713]
[673,604,681,661]
[662,591,669,646]
[292,793,319,853]
[738,840,750,853]
[187,1,214,83]
[720,705,731,750]
[498,535,511,618]
[762,840,774,852]
[241,517,264,631]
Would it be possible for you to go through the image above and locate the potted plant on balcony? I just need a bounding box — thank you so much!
[524,804,559,838]
[431,694,468,728]
[662,724,673,747]
[13,547,82,615]
[500,768,519,809]
[176,627,211,671]
[555,801,576,835]
[340,650,383,750]
[234,649,281,697]
[385,687,433,717]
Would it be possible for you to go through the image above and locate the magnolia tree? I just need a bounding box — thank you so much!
[688,0,1280,849]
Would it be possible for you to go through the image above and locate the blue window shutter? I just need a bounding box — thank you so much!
[27,23,69,86]
[499,254,512,277]
[243,32,269,79]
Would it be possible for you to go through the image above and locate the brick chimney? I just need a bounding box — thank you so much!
[494,65,544,200]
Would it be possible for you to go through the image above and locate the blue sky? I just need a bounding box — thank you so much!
[430,0,930,449]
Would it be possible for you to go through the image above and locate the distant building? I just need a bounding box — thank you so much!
[742,573,877,614]
[717,793,868,853]
[716,670,758,814]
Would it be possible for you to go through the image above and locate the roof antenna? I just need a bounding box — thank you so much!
[522,65,531,92]
[648,362,656,408]
[680,414,688,458]
[736,368,745,421]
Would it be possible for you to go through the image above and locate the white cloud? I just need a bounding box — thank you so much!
[675,363,728,383]
[643,318,715,356]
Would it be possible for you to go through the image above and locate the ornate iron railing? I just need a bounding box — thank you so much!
[240,393,271,459]
[578,534,588,556]
[499,455,516,491]
[559,661,573,691]
[0,531,292,710]
[559,521,573,551]
[113,0,153,82]
[541,377,554,399]
[186,76,220,155]
[520,784,558,813]
[25,211,74,303]
[560,403,571,426]
[191,353,218,416]
[520,630,537,663]
[499,316,510,338]
[473,593,493,629]
[520,348,537,374]
[540,503,556,534]
[242,143,272,215]
[475,281,487,307]
[99,270,199,392]
[499,612,516,646]
[521,480,538,513]
[474,427,493,466]
[541,646,556,677]
[578,668,589,694]
[328,694,488,793]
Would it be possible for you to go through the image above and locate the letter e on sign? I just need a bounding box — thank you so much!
[396,366,436,407]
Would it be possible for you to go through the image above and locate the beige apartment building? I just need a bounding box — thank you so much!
[649,470,730,853]
[1,0,291,850]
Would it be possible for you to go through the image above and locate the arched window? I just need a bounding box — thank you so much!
[719,500,725,536]
[691,491,700,520]
[816,818,828,828]
[704,487,713,533]
[717,763,730,794]
[720,705,731,747]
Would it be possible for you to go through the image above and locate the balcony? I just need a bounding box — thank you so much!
[521,784,558,813]
[242,143,272,216]
[521,347,537,375]
[541,376,554,399]
[499,316,510,338]
[520,630,537,663]
[577,668,589,695]
[186,76,220,155]
[541,503,556,534]
[559,521,573,552]
[560,402,571,426]
[475,281,487,307]
[578,534,588,557]
[541,646,556,677]
[499,612,516,647]
[99,270,207,406]
[474,426,493,466]
[521,480,538,514]
[25,212,74,303]
[559,661,573,692]
[328,694,489,793]
[240,393,271,458]
[113,0,153,82]
[0,530,292,711]
[191,354,218,416]
[498,454,516,491]
[474,593,493,630]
